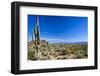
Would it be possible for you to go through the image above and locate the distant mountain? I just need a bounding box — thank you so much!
[69,42,88,44]
[29,40,87,45]
[51,42,88,44]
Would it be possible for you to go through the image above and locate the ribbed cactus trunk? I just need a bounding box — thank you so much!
[37,25,40,45]
[34,25,37,44]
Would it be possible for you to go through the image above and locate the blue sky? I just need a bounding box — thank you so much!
[28,15,88,43]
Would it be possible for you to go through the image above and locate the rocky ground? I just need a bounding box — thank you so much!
[28,40,88,60]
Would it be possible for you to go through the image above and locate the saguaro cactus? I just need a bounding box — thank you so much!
[32,16,41,58]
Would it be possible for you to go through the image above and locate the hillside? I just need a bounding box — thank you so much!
[28,40,88,60]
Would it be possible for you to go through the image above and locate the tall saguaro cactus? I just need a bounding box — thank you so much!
[32,16,41,58]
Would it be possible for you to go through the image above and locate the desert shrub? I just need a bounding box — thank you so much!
[60,49,67,55]
[75,50,87,58]
[28,49,38,60]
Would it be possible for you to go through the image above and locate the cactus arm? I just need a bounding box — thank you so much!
[36,16,40,45]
